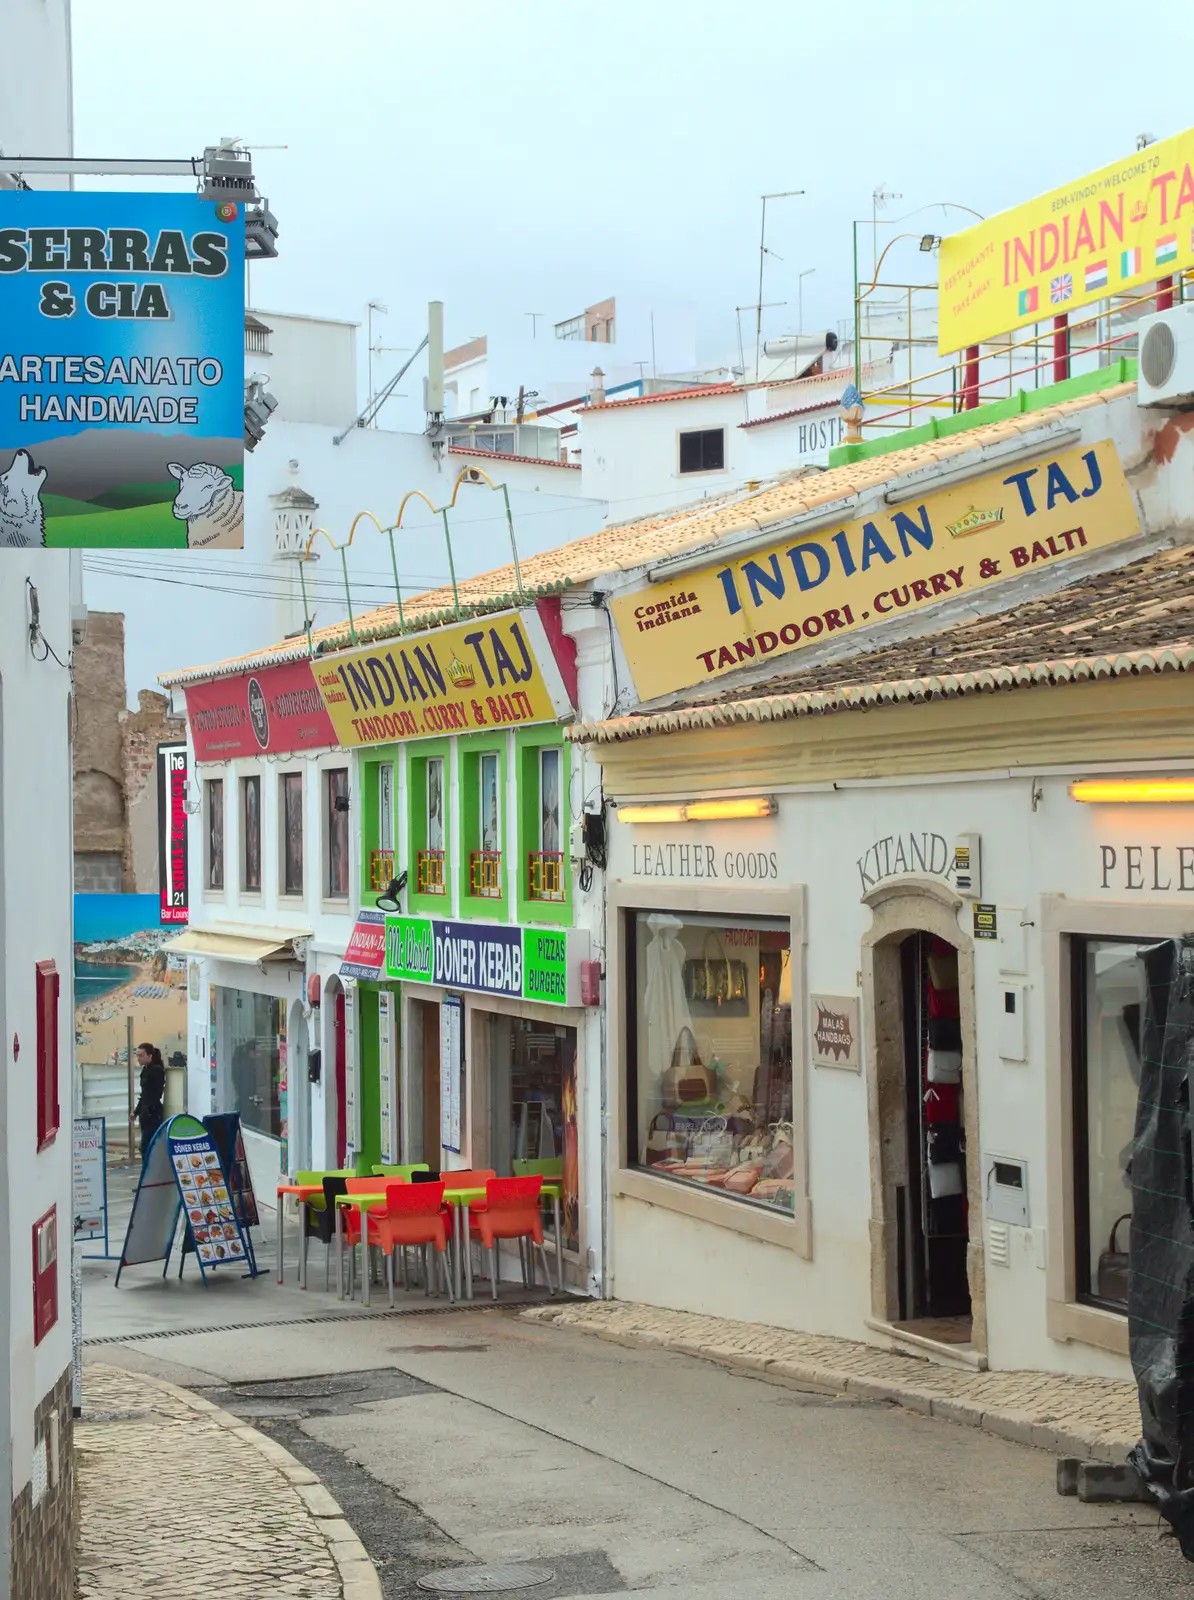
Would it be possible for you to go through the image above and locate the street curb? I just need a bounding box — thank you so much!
[121,1370,383,1600]
[522,1307,1138,1466]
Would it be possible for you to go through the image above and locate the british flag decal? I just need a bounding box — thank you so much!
[1050,274,1073,304]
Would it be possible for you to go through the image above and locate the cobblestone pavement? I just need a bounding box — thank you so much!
[524,1300,1141,1463]
[75,1364,381,1600]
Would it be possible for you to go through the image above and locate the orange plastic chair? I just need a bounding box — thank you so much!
[366,1182,454,1304]
[470,1176,554,1299]
[341,1175,385,1298]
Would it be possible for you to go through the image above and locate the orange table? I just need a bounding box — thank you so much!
[274,1183,325,1288]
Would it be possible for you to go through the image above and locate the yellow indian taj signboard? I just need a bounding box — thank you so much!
[938,125,1194,354]
[313,607,570,748]
[611,439,1138,703]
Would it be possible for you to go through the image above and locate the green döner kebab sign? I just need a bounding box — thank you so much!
[384,915,588,1008]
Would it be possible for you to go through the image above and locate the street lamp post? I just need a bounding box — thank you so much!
[755,189,804,379]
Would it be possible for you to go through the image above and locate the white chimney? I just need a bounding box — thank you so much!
[590,366,606,406]
[426,300,445,416]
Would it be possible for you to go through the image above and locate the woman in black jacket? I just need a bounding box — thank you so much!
[134,1043,167,1158]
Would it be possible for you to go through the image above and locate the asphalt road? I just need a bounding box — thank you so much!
[85,1289,1193,1599]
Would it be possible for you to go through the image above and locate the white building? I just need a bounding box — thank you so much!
[0,4,80,1596]
[161,597,609,1299]
[86,307,606,704]
[567,367,1194,1381]
[443,293,698,418]
[575,360,892,523]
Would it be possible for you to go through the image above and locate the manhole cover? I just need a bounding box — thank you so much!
[230,1376,369,1401]
[416,1564,554,1593]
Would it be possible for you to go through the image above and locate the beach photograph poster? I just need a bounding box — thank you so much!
[75,893,186,1089]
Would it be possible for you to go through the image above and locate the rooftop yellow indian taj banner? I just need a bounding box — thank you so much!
[313,607,570,748]
[611,439,1139,703]
[937,125,1194,354]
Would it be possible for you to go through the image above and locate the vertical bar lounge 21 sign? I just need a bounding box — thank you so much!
[0,192,244,549]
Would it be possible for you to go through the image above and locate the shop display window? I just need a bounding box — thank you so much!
[630,912,793,1212]
[1072,936,1150,1312]
[488,1014,579,1253]
[228,989,286,1140]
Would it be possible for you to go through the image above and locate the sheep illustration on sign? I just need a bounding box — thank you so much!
[0,449,47,548]
[168,462,244,549]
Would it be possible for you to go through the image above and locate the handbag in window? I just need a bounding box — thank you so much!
[1097,1213,1131,1304]
[660,1027,716,1107]
[643,1112,687,1166]
[683,933,748,1009]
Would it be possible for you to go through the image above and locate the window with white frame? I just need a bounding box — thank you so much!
[280,771,303,896]
[205,777,224,891]
[480,751,500,853]
[379,763,394,853]
[325,768,349,897]
[540,747,561,854]
[427,758,445,853]
[241,775,261,892]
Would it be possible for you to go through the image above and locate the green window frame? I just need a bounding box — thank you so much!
[408,738,451,912]
[459,733,509,917]
[359,750,399,897]
[515,726,571,926]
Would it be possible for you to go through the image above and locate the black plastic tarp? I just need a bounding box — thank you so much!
[1128,938,1194,1554]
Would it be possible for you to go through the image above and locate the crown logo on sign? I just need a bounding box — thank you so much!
[446,654,476,689]
[945,504,1005,539]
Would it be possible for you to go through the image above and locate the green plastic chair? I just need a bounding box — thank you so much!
[513,1158,563,1180]
[371,1163,431,1181]
[295,1169,356,1212]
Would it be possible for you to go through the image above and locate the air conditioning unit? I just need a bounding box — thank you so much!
[1137,304,1194,407]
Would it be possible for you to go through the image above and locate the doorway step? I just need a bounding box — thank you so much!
[865,1315,986,1371]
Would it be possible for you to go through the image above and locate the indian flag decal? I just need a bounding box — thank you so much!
[1121,246,1143,278]
[1156,234,1178,266]
[1084,260,1108,293]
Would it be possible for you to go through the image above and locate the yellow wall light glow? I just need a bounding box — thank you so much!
[1070,779,1194,804]
[616,796,777,824]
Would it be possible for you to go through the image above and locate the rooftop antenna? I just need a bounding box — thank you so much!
[366,301,387,426]
[871,183,902,277]
[755,190,804,379]
[524,311,545,338]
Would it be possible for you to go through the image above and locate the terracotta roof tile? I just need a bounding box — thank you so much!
[568,536,1194,744]
[579,383,737,412]
[447,444,580,470]
[161,382,1132,685]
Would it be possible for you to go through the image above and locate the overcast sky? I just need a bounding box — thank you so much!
[71,0,1194,391]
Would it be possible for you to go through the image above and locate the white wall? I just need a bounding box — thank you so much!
[183,740,357,1179]
[249,309,358,429]
[603,769,1175,1379]
[445,295,697,417]
[0,0,73,177]
[579,388,848,523]
[86,417,606,704]
[0,548,77,1502]
[0,0,76,1558]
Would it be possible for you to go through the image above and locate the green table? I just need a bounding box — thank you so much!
[442,1187,487,1300]
[334,1192,386,1304]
